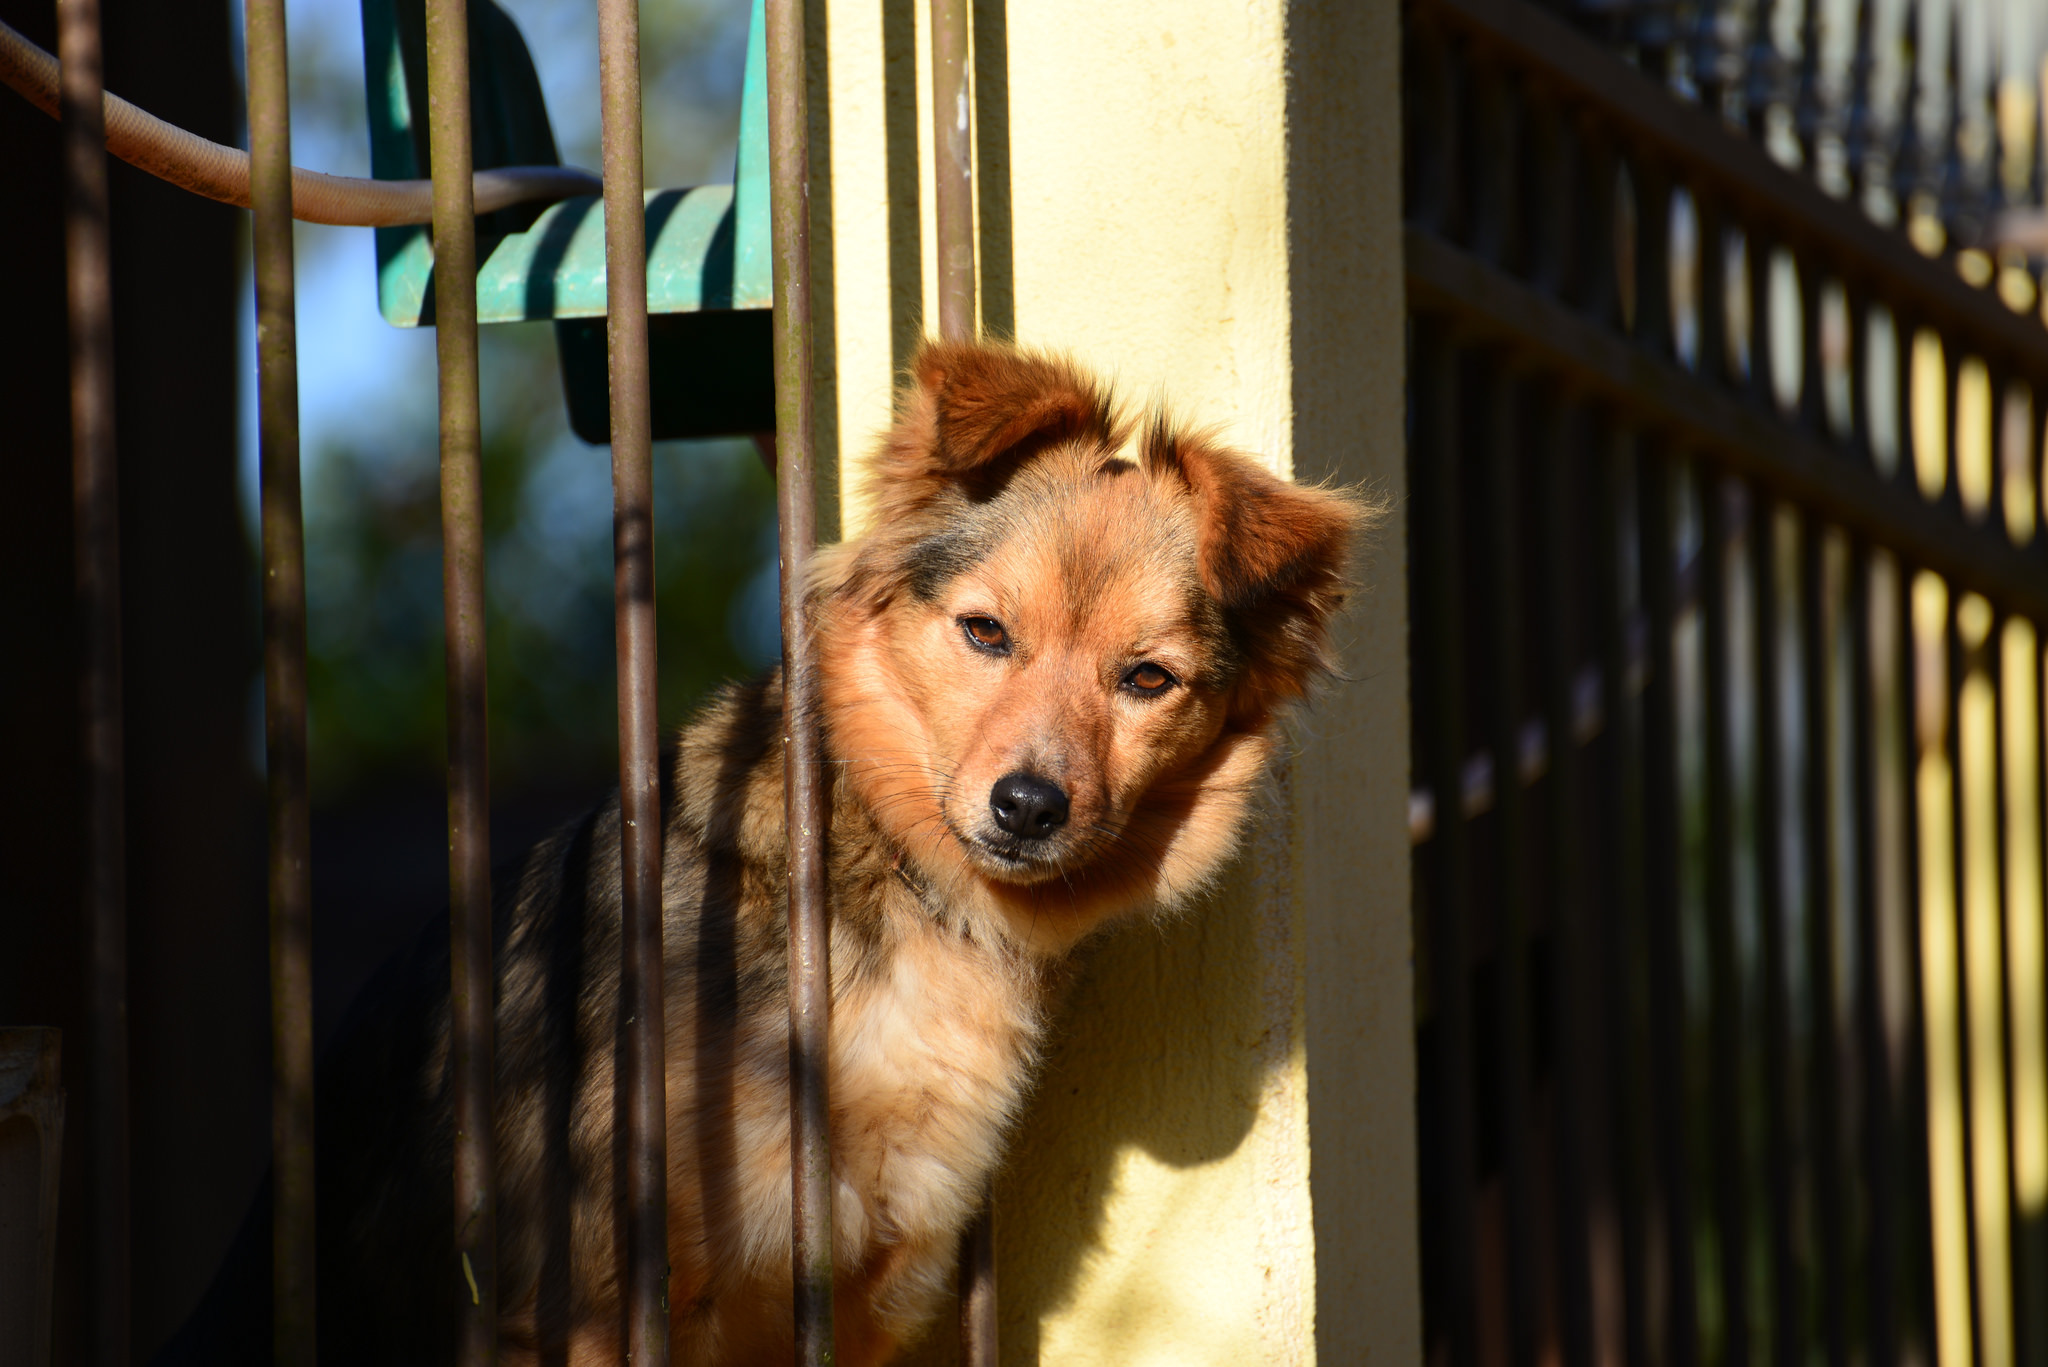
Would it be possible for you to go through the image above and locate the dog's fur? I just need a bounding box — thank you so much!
[308,340,1370,1364]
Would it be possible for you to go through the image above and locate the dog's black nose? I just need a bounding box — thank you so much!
[989,773,1069,839]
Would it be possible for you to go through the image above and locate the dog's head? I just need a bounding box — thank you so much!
[816,340,1374,955]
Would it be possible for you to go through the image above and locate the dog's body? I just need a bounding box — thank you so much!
[308,341,1367,1364]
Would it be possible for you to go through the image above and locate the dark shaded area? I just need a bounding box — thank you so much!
[0,0,266,1360]
[557,306,775,443]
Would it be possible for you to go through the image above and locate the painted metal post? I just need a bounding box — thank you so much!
[930,0,973,342]
[594,0,669,1356]
[926,0,997,1359]
[422,0,498,1356]
[56,0,126,1359]
[242,0,316,1354]
[765,0,833,1360]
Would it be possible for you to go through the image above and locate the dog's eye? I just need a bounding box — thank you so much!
[960,616,1010,654]
[1122,662,1176,695]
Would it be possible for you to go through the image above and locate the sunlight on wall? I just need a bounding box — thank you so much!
[1956,360,1993,522]
[1913,330,1948,502]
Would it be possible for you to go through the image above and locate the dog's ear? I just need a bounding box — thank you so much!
[870,341,1117,519]
[1143,416,1372,719]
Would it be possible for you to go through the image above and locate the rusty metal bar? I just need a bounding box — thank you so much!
[1639,445,1702,1367]
[57,0,126,1358]
[957,1189,997,1367]
[930,0,972,341]
[243,0,315,1353]
[1700,474,1751,1362]
[593,0,668,1354]
[1482,359,1541,1367]
[928,0,997,1355]
[766,0,833,1359]
[422,0,497,1355]
[1753,490,1803,1365]
[1412,318,1480,1367]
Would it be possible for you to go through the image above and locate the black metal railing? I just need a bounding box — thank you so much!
[1405,0,2048,1365]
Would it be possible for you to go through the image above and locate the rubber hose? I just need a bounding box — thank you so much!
[0,15,600,227]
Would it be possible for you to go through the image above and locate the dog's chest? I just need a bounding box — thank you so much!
[827,921,1040,1248]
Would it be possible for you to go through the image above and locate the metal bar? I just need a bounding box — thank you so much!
[243,0,315,1352]
[1802,515,1850,1367]
[1414,318,1481,1367]
[1483,356,1542,1367]
[1410,0,2048,381]
[57,0,126,1357]
[765,0,833,1360]
[1700,472,1751,1365]
[1900,558,1942,1367]
[1753,488,1802,1366]
[1403,231,2048,624]
[957,1186,997,1367]
[423,0,497,1355]
[1639,443,1702,1367]
[1850,539,1902,1367]
[1595,420,1654,1367]
[927,2,997,1350]
[930,0,973,342]
[1541,396,1600,1367]
[594,0,669,1352]
[1943,592,1983,1367]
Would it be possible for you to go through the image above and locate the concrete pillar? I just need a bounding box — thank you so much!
[809,2,1415,1359]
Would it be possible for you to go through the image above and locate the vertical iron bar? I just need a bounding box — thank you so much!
[595,0,670,1353]
[1901,559,1942,1367]
[1701,472,1751,1367]
[423,0,497,1354]
[1484,358,1542,1367]
[1946,593,1988,1367]
[1640,445,1702,1367]
[1803,516,1850,1367]
[957,1194,997,1367]
[1754,488,1803,1367]
[243,0,316,1352]
[1416,319,1480,1367]
[930,0,973,343]
[1850,541,1900,1367]
[1598,421,1654,1367]
[58,0,126,1359]
[766,0,834,1360]
[928,2,996,1354]
[1543,395,1599,1367]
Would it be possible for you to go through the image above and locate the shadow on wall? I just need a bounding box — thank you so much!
[893,840,1283,1367]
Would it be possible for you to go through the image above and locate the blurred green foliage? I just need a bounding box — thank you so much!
[301,324,780,800]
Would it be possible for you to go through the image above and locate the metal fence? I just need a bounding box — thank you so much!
[1405,0,2048,1364]
[23,0,1027,1355]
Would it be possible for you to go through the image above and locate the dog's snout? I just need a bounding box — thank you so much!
[989,772,1069,839]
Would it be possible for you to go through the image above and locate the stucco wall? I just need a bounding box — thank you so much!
[808,2,1414,1360]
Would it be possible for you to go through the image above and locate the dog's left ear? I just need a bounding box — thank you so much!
[869,341,1118,522]
[1144,417,1371,717]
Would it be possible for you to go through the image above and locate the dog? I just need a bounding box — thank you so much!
[293,338,1371,1364]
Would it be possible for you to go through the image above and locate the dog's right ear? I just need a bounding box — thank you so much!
[869,341,1117,520]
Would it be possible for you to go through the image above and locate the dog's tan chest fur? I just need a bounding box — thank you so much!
[821,901,1044,1331]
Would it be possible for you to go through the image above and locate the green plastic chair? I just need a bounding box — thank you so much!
[360,0,772,439]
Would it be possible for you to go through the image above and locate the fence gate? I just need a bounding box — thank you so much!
[1404,0,2048,1364]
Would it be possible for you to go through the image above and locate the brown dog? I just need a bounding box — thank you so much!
[308,339,1369,1364]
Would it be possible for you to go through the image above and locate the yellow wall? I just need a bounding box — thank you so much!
[808,2,1414,1360]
